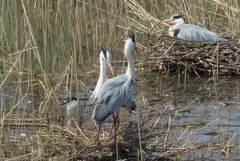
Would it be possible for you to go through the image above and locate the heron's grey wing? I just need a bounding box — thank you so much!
[94,74,133,122]
[78,103,84,122]
[176,24,228,41]
[122,97,136,113]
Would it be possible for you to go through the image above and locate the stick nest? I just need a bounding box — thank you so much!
[127,0,240,76]
[139,34,240,75]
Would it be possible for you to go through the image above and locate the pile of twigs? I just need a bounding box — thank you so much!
[139,34,240,75]
[0,112,171,160]
[2,108,239,160]
[127,0,240,75]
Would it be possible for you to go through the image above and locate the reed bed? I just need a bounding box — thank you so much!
[0,0,239,160]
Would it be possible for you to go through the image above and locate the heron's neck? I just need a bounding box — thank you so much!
[95,58,106,93]
[125,47,135,80]
[68,100,79,110]
[169,24,178,31]
[168,26,175,37]
[169,19,185,32]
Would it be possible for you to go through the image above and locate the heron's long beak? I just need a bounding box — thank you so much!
[58,101,68,106]
[162,19,173,23]
[107,62,115,76]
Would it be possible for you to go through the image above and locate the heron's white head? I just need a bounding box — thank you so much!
[124,31,137,79]
[100,47,114,76]
[163,15,186,25]
[58,97,79,109]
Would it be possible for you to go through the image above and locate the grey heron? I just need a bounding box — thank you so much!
[59,97,83,127]
[163,15,229,42]
[88,47,136,111]
[93,32,137,143]
[88,47,114,104]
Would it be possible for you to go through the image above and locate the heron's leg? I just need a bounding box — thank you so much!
[113,114,117,144]
[116,113,120,132]
[109,114,115,136]
[110,113,117,137]
[113,113,121,144]
[96,121,102,141]
[79,120,82,127]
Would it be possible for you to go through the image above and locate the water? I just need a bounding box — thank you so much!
[134,73,240,160]
[0,65,239,160]
[0,0,239,160]
[81,72,239,159]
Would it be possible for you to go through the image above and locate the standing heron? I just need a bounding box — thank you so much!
[89,47,136,110]
[88,47,115,104]
[59,97,83,127]
[163,15,228,42]
[93,32,137,143]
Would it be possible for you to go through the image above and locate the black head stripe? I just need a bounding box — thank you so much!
[68,97,77,101]
[130,31,136,43]
[173,15,183,20]
[100,46,107,59]
[72,97,78,101]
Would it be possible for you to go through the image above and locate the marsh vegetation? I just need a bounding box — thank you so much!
[0,0,239,160]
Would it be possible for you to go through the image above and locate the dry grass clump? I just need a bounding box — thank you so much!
[1,104,239,160]
[138,36,240,75]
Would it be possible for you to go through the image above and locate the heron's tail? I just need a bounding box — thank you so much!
[218,34,229,41]
[93,102,112,122]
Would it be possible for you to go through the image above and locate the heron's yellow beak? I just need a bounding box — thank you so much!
[107,62,115,76]
[162,19,173,23]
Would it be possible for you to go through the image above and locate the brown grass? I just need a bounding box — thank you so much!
[0,0,239,160]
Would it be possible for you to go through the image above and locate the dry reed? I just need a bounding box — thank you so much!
[0,0,239,160]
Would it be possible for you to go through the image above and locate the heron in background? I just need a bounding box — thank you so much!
[88,47,115,104]
[59,97,83,127]
[163,15,229,42]
[93,31,137,143]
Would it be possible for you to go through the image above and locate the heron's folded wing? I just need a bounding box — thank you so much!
[94,74,133,122]
[176,24,228,41]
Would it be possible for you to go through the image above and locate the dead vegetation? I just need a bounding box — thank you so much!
[0,0,240,160]
[138,35,240,75]
[1,103,240,160]
[127,0,240,76]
